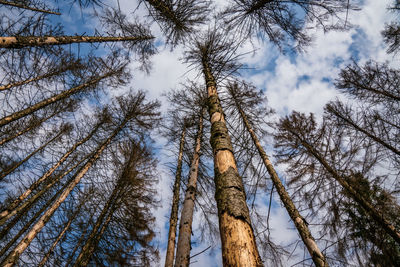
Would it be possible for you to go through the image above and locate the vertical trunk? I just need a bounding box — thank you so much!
[37,202,83,267]
[0,0,60,15]
[0,35,154,48]
[0,154,89,229]
[202,61,262,266]
[0,120,103,224]
[0,63,78,91]
[1,118,128,267]
[145,0,183,28]
[165,126,186,267]
[288,128,400,245]
[73,184,120,266]
[174,108,204,267]
[235,102,328,267]
[0,129,64,181]
[0,70,115,128]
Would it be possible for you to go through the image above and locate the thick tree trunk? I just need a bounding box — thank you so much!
[202,61,262,266]
[165,126,186,267]
[0,118,128,267]
[0,0,60,15]
[288,128,400,245]
[37,202,83,267]
[0,35,154,48]
[0,70,115,128]
[73,184,120,266]
[0,121,103,224]
[0,129,64,181]
[0,63,78,91]
[235,102,328,267]
[174,108,204,267]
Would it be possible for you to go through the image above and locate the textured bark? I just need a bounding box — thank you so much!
[288,128,400,245]
[0,0,60,15]
[37,202,83,267]
[73,184,120,266]
[1,118,128,267]
[235,102,328,267]
[0,70,115,128]
[165,126,186,267]
[0,63,77,91]
[202,61,262,266]
[0,35,153,48]
[0,129,64,181]
[0,121,103,225]
[174,108,204,267]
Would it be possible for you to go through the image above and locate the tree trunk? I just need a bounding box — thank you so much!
[0,70,115,128]
[201,61,263,266]
[0,35,154,48]
[0,63,78,91]
[247,0,274,14]
[145,0,182,27]
[65,221,90,267]
[174,108,204,267]
[0,117,128,267]
[165,126,186,267]
[0,129,64,181]
[0,0,60,15]
[37,202,83,267]
[287,127,400,245]
[235,101,328,267]
[0,120,103,224]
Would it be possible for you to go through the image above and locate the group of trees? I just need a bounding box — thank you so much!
[0,0,398,266]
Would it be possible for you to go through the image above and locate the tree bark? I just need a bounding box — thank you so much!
[165,126,186,267]
[201,61,263,266]
[0,120,103,225]
[145,0,183,28]
[0,70,115,128]
[0,129,64,181]
[0,35,154,48]
[0,0,61,15]
[287,127,400,245]
[235,100,328,267]
[0,117,128,266]
[0,63,78,91]
[174,108,204,267]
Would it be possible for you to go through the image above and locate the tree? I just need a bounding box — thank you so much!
[0,0,60,15]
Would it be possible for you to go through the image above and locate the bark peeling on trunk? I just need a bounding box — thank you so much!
[202,60,262,266]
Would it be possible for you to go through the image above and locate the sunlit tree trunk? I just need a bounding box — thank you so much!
[287,127,400,245]
[0,35,154,48]
[0,116,129,266]
[201,61,262,266]
[0,120,103,225]
[234,99,328,267]
[0,128,65,181]
[174,108,204,267]
[0,70,115,128]
[165,126,186,267]
[0,0,60,15]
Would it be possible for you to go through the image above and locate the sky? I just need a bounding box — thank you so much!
[3,0,396,266]
[104,0,398,266]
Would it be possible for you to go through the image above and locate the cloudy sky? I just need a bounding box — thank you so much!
[53,0,398,265]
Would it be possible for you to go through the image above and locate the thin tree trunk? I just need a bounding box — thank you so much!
[165,126,186,267]
[37,202,83,267]
[174,109,204,267]
[326,104,400,156]
[65,221,90,267]
[0,120,103,224]
[145,0,181,26]
[0,0,60,15]
[287,127,400,245]
[1,117,128,267]
[0,35,154,48]
[73,184,120,266]
[0,63,78,91]
[0,70,115,128]
[0,155,88,238]
[235,101,328,267]
[202,61,263,266]
[0,129,64,181]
